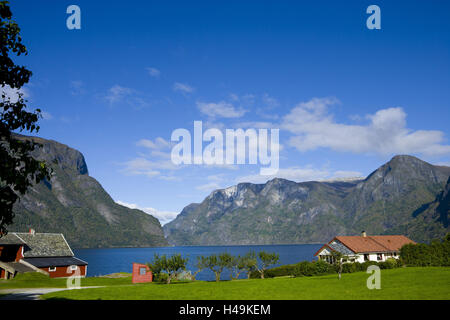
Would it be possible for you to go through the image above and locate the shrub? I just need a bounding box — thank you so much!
[293,260,336,277]
[293,261,316,277]
[153,273,168,283]
[314,260,335,274]
[399,233,450,267]
[342,262,359,273]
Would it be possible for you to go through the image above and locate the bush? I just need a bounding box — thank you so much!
[153,273,168,283]
[293,261,316,277]
[399,233,450,267]
[342,262,360,273]
[249,263,296,279]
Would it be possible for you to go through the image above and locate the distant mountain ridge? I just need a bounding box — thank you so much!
[10,135,168,248]
[164,155,450,245]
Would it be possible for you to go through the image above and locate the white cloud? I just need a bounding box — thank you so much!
[137,137,171,150]
[236,166,363,184]
[104,85,149,108]
[196,174,228,191]
[434,161,450,167]
[116,200,178,225]
[237,166,330,184]
[173,82,195,94]
[146,67,160,78]
[196,182,223,192]
[197,101,247,118]
[282,97,450,156]
[330,171,364,179]
[121,157,177,178]
[234,121,276,129]
[121,137,178,179]
[41,111,53,120]
[1,85,29,103]
[105,85,135,104]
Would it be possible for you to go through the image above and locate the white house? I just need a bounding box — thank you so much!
[314,232,415,264]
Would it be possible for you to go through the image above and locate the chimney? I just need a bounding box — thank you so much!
[29,228,35,235]
[361,231,367,237]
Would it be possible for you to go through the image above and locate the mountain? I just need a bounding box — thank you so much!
[9,135,168,248]
[164,155,450,245]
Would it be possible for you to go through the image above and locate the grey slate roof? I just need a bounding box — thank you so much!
[24,257,87,268]
[0,261,36,273]
[328,240,354,255]
[14,233,74,258]
[0,233,25,245]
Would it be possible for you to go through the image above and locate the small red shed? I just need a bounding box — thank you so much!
[132,263,153,283]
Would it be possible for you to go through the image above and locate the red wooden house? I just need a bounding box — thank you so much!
[0,229,88,279]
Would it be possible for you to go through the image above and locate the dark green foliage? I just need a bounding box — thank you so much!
[250,259,402,279]
[241,251,258,279]
[399,233,450,266]
[147,253,188,284]
[0,0,51,235]
[292,261,335,277]
[293,261,319,277]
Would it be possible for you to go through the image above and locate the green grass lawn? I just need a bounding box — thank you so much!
[0,272,132,290]
[38,267,450,300]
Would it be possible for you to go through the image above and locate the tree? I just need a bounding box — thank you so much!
[147,253,188,284]
[241,251,258,279]
[257,251,279,279]
[192,255,208,281]
[330,251,354,279]
[0,0,50,235]
[166,254,188,283]
[229,255,247,280]
[147,253,164,281]
[205,253,233,282]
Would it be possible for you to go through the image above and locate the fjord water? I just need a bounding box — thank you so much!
[74,244,322,281]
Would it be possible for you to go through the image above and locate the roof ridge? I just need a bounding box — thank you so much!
[14,232,65,236]
[13,233,26,243]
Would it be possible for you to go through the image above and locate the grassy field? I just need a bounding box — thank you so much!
[36,267,450,300]
[0,272,132,289]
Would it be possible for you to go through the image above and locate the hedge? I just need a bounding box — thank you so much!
[399,234,450,267]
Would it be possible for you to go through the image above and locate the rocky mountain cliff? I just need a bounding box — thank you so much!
[10,135,168,248]
[164,155,450,245]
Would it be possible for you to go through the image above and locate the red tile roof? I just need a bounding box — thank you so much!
[314,235,415,256]
[335,235,415,253]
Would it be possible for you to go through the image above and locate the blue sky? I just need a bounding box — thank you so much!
[8,0,450,224]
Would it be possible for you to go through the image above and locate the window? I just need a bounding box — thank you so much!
[377,253,383,261]
[70,265,77,271]
[364,254,369,261]
[139,267,147,275]
[49,266,56,272]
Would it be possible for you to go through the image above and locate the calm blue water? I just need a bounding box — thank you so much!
[74,244,322,281]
